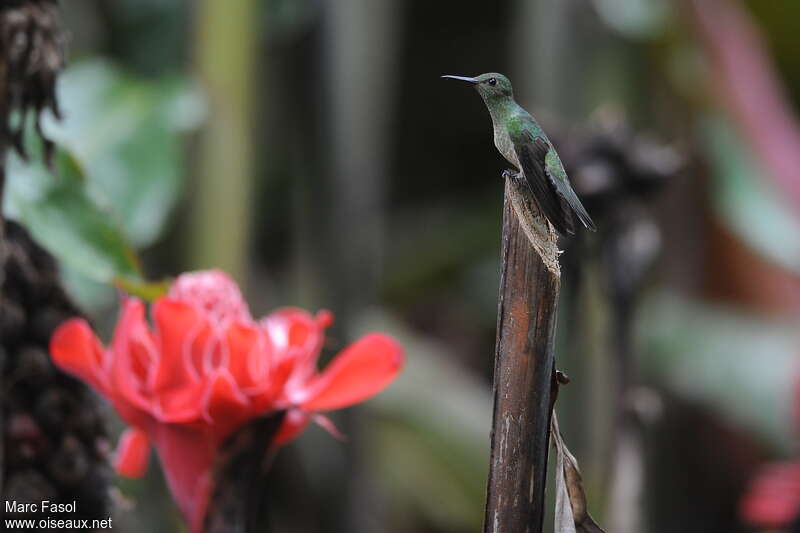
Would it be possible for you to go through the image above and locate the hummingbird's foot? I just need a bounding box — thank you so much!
[501,169,519,180]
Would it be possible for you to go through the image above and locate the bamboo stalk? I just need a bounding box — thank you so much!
[483,175,560,533]
[190,0,258,283]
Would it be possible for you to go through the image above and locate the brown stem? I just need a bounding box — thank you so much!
[204,411,286,533]
[483,176,561,533]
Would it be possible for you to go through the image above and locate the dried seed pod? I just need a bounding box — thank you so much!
[6,413,47,464]
[7,412,42,440]
[29,306,71,343]
[0,4,110,527]
[14,344,54,383]
[48,434,89,486]
[34,387,78,432]
[0,299,26,342]
[0,0,66,163]
[4,469,58,506]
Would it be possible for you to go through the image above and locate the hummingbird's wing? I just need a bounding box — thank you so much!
[542,145,596,232]
[510,131,575,234]
[511,128,596,234]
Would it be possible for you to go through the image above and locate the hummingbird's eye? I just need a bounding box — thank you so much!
[488,78,497,86]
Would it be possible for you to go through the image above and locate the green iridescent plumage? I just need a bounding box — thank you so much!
[442,72,596,234]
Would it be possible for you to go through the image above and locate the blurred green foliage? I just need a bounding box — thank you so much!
[358,312,491,531]
[640,292,799,453]
[745,0,800,104]
[43,61,201,248]
[591,0,670,39]
[6,1,800,532]
[5,147,141,282]
[3,60,200,307]
[702,114,800,274]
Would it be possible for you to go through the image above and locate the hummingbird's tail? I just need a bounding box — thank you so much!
[548,173,596,233]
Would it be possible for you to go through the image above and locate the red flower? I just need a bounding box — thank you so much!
[741,376,800,530]
[49,270,403,533]
[741,462,800,529]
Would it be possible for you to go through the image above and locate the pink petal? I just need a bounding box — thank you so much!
[148,424,216,533]
[301,333,403,411]
[273,409,312,445]
[169,269,251,324]
[249,357,295,413]
[152,299,203,391]
[224,321,269,392]
[185,321,215,382]
[149,300,208,422]
[741,462,800,527]
[109,299,157,415]
[312,413,346,441]
[50,319,108,392]
[315,309,335,328]
[261,307,325,356]
[114,427,150,478]
[260,308,330,395]
[202,369,250,438]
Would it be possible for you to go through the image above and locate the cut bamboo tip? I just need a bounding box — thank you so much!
[504,174,561,277]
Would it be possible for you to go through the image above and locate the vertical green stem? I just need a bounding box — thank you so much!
[191,0,258,283]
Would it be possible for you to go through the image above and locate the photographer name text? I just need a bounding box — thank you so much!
[5,500,113,529]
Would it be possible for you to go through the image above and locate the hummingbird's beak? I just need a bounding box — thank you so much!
[441,75,478,84]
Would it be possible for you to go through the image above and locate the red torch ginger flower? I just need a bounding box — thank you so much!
[740,376,800,530]
[49,270,403,533]
[741,462,800,529]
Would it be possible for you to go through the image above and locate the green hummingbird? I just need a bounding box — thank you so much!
[442,73,596,235]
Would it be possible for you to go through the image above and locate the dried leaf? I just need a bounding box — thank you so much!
[552,412,606,533]
[554,436,577,533]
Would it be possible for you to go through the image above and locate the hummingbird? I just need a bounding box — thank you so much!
[442,73,596,235]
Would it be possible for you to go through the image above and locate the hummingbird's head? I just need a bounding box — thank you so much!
[441,72,513,102]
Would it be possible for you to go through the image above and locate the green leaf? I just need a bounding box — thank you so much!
[5,148,142,284]
[591,0,671,39]
[701,114,800,274]
[113,276,171,302]
[2,60,200,307]
[638,291,799,453]
[41,60,203,247]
